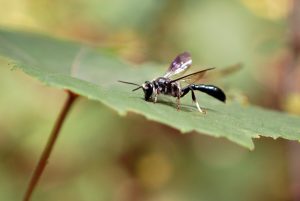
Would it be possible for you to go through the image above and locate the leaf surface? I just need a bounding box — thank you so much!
[0,29,299,149]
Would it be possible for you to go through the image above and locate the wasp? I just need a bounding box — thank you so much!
[119,52,226,113]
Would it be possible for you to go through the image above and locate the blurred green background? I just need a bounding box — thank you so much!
[0,0,300,200]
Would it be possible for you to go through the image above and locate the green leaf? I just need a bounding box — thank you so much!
[0,28,299,149]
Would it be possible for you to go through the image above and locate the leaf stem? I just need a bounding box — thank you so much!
[23,90,78,201]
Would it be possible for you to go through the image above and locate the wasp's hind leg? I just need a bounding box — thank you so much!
[190,89,205,114]
[181,86,205,114]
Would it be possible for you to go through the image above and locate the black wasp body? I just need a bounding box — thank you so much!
[119,52,226,113]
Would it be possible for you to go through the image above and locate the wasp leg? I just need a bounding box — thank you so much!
[153,95,157,103]
[181,86,205,113]
[176,96,180,111]
[153,89,159,103]
[190,88,205,113]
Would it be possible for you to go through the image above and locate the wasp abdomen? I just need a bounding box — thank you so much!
[181,84,226,102]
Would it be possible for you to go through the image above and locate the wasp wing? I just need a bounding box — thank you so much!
[170,63,242,84]
[205,63,242,80]
[170,67,215,83]
[163,52,192,78]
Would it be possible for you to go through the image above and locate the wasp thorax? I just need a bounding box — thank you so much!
[142,81,153,101]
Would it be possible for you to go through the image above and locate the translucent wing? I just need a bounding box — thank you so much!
[170,68,215,83]
[164,52,192,78]
[205,63,242,81]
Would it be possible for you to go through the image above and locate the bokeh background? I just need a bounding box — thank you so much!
[0,0,300,200]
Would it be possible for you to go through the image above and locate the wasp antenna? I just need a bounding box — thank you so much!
[118,80,141,87]
[132,86,142,91]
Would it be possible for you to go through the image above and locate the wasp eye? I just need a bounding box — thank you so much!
[143,82,153,101]
[142,84,148,90]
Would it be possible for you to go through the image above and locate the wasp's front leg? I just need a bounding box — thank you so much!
[153,95,157,103]
[153,88,159,103]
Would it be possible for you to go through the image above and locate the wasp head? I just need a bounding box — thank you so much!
[142,81,154,101]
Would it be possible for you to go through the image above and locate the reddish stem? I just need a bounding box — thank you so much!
[23,90,78,201]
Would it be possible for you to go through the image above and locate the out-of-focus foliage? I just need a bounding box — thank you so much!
[283,93,300,114]
[0,0,299,201]
[241,0,291,20]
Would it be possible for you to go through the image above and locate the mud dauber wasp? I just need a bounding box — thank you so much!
[119,52,226,113]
